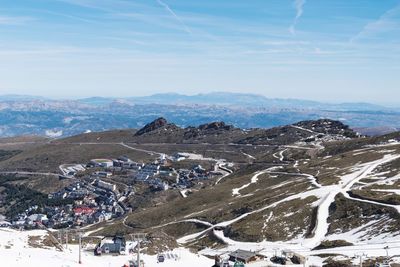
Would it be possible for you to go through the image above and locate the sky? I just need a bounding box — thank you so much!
[0,0,399,103]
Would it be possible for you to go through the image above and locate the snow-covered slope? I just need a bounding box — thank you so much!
[0,229,213,267]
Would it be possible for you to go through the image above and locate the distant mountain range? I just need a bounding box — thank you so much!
[0,92,399,138]
[0,94,47,102]
[78,92,391,111]
[1,92,393,111]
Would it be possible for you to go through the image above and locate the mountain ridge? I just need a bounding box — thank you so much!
[0,92,393,111]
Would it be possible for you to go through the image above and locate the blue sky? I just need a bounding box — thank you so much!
[0,0,399,103]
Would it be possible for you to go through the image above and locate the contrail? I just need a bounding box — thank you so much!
[156,0,192,34]
[350,3,400,43]
[289,0,306,35]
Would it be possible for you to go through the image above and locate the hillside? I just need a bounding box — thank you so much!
[1,118,400,266]
[0,118,358,173]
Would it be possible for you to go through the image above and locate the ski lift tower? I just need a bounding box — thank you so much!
[72,227,84,264]
[58,228,83,264]
[130,233,146,267]
[58,229,63,247]
[384,246,389,260]
[78,230,83,264]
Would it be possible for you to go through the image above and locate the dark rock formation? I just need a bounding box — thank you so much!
[135,117,168,136]
[198,122,234,131]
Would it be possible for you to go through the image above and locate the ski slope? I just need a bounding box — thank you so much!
[0,229,213,267]
[180,153,400,257]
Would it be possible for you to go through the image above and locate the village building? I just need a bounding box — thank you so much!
[228,249,264,264]
[27,214,48,223]
[73,206,95,216]
[90,159,114,168]
[96,179,117,191]
[95,236,126,255]
[95,171,113,178]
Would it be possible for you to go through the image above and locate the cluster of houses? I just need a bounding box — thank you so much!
[88,156,171,191]
[5,178,125,229]
[88,154,220,192]
[11,211,49,229]
[8,203,116,230]
[49,180,120,206]
[0,153,223,230]
[133,164,161,181]
[176,164,221,188]
[89,157,144,173]
[131,163,221,191]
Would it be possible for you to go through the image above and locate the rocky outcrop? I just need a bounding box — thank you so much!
[198,122,234,131]
[135,117,169,136]
[183,121,235,139]
[293,119,359,137]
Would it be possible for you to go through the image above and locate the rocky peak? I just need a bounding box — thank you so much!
[198,121,234,131]
[135,117,169,136]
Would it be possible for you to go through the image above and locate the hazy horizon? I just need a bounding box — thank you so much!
[1,91,400,107]
[0,0,399,103]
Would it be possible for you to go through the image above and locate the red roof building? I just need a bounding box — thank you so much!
[73,206,95,216]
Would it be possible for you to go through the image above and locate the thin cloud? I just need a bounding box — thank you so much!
[56,0,112,13]
[350,4,400,43]
[289,0,306,35]
[263,40,309,46]
[0,46,85,57]
[0,16,34,25]
[58,0,194,36]
[156,0,192,35]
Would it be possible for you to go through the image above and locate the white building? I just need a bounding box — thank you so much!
[97,180,117,191]
[90,159,114,168]
[28,214,48,223]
